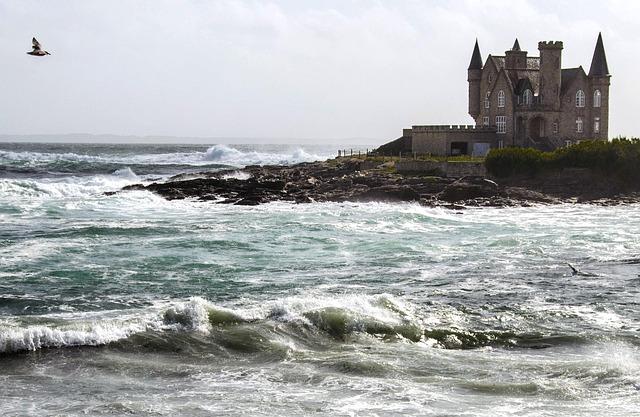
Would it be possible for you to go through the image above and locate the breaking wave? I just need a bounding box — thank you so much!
[203,144,325,166]
[0,295,601,355]
[0,145,330,178]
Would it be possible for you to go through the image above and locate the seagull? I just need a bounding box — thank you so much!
[567,263,597,277]
[27,37,50,56]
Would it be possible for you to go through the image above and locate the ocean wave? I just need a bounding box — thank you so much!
[0,319,149,353]
[0,295,418,354]
[1,294,603,355]
[0,175,139,199]
[0,145,329,174]
[203,144,325,166]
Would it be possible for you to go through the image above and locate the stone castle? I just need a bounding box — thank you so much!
[384,34,611,156]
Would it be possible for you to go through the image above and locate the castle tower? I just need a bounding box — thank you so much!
[588,32,611,139]
[505,38,528,69]
[467,39,483,120]
[538,41,563,109]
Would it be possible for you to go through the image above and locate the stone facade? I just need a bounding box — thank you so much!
[392,34,611,156]
[470,35,611,150]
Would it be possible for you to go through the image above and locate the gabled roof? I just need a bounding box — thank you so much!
[495,68,515,94]
[589,32,610,77]
[468,39,483,70]
[487,54,540,95]
[561,67,587,95]
[489,55,539,71]
[489,55,506,70]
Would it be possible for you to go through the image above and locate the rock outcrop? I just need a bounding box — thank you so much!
[119,158,639,207]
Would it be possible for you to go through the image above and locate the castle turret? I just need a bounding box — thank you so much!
[505,38,528,69]
[538,41,563,109]
[467,39,483,120]
[589,33,611,139]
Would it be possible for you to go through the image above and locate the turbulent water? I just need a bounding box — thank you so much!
[1,142,639,416]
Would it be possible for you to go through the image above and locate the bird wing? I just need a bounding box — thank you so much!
[32,37,42,51]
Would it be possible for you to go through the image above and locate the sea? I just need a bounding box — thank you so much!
[0,142,639,416]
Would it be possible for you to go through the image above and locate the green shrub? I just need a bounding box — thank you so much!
[485,147,551,177]
[485,138,640,180]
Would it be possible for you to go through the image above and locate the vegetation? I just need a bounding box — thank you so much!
[485,138,640,180]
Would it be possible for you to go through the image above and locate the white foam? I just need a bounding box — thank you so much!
[0,145,331,168]
[203,144,326,166]
[0,320,148,353]
[162,297,215,333]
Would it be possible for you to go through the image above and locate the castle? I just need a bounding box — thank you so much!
[385,34,611,156]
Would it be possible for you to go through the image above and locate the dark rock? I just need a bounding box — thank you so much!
[437,180,499,203]
[113,157,640,207]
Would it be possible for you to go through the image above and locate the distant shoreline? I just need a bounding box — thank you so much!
[0,134,382,147]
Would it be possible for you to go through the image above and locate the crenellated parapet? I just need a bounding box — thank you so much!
[538,41,563,49]
[411,125,497,132]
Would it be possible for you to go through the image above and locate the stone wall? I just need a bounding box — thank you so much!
[409,125,497,156]
[395,160,487,177]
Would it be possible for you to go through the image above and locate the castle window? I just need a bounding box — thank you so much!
[593,90,602,108]
[483,117,489,126]
[523,89,532,105]
[576,90,586,107]
[496,116,506,134]
[594,117,600,133]
[576,117,583,133]
[498,90,505,108]
[485,92,490,109]
[553,122,559,134]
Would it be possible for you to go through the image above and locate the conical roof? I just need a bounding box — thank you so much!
[589,33,610,77]
[512,38,521,51]
[468,39,483,70]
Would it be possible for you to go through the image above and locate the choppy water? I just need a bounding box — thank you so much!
[1,142,639,416]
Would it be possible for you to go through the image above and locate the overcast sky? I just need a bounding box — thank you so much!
[1,0,638,142]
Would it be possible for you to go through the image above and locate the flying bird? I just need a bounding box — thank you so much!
[27,37,50,56]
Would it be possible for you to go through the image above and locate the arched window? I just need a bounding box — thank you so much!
[523,89,532,105]
[485,92,490,109]
[576,90,585,107]
[498,90,505,108]
[593,90,602,108]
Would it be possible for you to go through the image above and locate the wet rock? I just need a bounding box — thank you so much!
[115,157,640,207]
[437,178,499,203]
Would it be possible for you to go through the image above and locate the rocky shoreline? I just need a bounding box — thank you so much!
[120,158,640,208]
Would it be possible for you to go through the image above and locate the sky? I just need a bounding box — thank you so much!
[1,0,638,143]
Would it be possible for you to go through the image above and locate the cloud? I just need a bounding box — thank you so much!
[0,0,637,141]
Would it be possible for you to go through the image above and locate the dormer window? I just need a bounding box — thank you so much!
[576,90,586,107]
[498,90,505,108]
[593,90,602,108]
[522,89,532,105]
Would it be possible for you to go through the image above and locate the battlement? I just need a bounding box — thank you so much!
[538,41,563,49]
[411,124,497,133]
